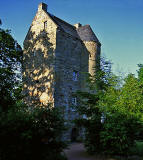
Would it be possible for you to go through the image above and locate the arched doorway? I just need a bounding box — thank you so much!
[71,127,78,142]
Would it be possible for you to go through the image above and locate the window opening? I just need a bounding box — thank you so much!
[44,21,47,30]
[72,97,77,106]
[33,48,36,56]
[73,71,78,81]
[36,80,39,83]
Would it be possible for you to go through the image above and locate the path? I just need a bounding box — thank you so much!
[64,143,115,160]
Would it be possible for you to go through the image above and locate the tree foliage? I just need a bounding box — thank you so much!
[75,57,113,153]
[0,104,67,160]
[0,24,67,160]
[99,72,143,155]
[76,57,143,155]
[0,27,22,110]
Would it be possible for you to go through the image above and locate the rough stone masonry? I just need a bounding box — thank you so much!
[23,2,101,140]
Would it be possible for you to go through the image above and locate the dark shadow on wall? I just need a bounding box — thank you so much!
[53,29,100,140]
[22,27,100,110]
[22,27,100,141]
[23,29,55,107]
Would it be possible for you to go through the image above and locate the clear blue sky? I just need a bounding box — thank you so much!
[0,0,143,75]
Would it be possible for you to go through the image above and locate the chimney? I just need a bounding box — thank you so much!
[74,23,82,29]
[38,3,47,12]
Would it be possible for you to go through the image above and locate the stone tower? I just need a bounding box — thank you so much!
[23,3,101,140]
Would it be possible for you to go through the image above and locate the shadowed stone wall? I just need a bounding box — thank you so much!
[23,6,57,107]
[54,30,86,139]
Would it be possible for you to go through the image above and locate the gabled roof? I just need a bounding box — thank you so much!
[36,3,100,43]
[47,11,100,44]
[48,13,80,39]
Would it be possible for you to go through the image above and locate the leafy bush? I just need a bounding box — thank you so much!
[76,58,143,156]
[84,117,103,154]
[99,73,143,155]
[100,113,143,155]
[0,103,67,160]
[130,141,143,156]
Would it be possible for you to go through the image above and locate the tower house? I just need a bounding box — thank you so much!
[23,3,101,140]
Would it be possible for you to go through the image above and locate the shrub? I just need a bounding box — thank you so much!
[130,141,143,156]
[84,116,103,154]
[100,113,143,155]
[0,103,67,160]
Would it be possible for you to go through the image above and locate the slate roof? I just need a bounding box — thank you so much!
[77,25,100,43]
[48,13,80,39]
[48,12,100,44]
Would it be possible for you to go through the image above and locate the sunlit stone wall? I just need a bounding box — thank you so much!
[23,4,57,107]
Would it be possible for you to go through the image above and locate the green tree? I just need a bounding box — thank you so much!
[76,57,143,155]
[98,69,143,155]
[0,22,67,160]
[75,57,113,153]
[0,26,22,110]
[0,104,67,160]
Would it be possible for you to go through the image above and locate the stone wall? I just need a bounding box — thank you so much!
[23,7,57,107]
[84,41,101,77]
[23,2,101,141]
[55,30,89,139]
[55,30,82,115]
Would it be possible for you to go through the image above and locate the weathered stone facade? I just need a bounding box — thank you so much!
[23,3,101,140]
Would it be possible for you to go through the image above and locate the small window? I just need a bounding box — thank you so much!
[44,21,47,30]
[72,71,78,81]
[72,97,77,106]
[36,80,39,83]
[71,97,77,112]
[33,49,36,56]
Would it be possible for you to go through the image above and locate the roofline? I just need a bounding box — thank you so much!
[48,12,76,29]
